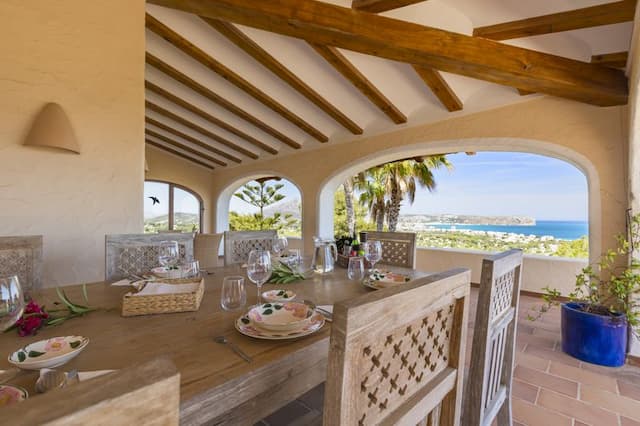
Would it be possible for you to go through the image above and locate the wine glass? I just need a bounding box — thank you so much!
[247,250,272,305]
[272,236,288,258]
[0,276,24,331]
[158,241,179,269]
[364,240,383,274]
[221,276,246,311]
[347,257,365,281]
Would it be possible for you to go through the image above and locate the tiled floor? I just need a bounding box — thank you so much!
[257,290,640,426]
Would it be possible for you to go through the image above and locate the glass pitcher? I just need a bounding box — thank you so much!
[311,237,338,274]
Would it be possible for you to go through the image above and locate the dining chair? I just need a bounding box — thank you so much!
[365,231,417,269]
[2,356,180,425]
[223,230,276,266]
[463,249,523,426]
[324,268,471,425]
[105,233,194,280]
[194,232,223,269]
[0,235,43,295]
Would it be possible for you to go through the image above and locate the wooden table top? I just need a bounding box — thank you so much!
[0,264,429,424]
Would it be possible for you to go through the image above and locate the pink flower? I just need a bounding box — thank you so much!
[15,301,48,337]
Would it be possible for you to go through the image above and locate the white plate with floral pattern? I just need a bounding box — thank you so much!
[247,302,314,332]
[0,385,28,406]
[363,270,412,290]
[261,289,296,303]
[235,311,325,340]
[8,336,89,370]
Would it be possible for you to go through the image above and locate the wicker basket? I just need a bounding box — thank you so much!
[121,277,204,317]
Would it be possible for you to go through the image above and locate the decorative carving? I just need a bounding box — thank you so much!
[365,232,416,268]
[223,231,276,266]
[0,236,43,295]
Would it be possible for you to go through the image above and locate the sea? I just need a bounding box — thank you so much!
[425,220,588,240]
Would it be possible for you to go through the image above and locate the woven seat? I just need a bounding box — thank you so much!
[223,230,276,266]
[0,235,43,295]
[365,231,417,269]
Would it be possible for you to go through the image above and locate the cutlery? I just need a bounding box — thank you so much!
[213,336,252,363]
[316,307,333,320]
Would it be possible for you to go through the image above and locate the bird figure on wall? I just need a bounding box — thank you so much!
[149,196,160,205]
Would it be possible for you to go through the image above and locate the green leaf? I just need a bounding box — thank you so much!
[28,350,45,358]
[241,317,250,325]
[263,303,272,308]
[69,340,82,349]
[263,308,273,315]
[17,351,25,362]
[274,305,283,310]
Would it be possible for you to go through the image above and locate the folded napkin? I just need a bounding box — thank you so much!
[39,368,115,383]
[129,282,199,297]
[111,279,133,287]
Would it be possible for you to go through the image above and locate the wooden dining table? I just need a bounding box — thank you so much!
[0,264,431,425]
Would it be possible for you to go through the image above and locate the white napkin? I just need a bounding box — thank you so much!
[39,368,115,383]
[111,279,132,287]
[129,282,199,297]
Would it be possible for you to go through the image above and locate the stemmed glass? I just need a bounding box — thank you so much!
[247,250,272,305]
[0,276,25,331]
[272,236,288,258]
[364,240,383,274]
[158,241,179,269]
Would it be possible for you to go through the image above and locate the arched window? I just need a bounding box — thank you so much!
[144,180,203,233]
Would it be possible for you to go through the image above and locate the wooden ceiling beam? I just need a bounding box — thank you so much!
[146,101,259,159]
[591,51,628,68]
[146,53,301,149]
[146,139,215,170]
[145,116,242,163]
[517,89,535,96]
[147,0,627,107]
[412,66,462,112]
[145,80,277,155]
[204,18,363,135]
[146,13,328,142]
[352,0,429,13]
[145,128,227,166]
[310,44,406,124]
[474,1,636,41]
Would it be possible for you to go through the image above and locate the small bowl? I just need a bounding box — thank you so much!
[248,302,313,332]
[262,289,296,303]
[0,385,28,406]
[8,336,89,370]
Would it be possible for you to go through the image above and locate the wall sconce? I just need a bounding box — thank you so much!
[23,103,80,154]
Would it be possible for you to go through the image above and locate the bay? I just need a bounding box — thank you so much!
[423,220,588,240]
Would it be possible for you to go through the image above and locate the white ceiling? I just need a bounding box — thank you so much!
[145,0,633,169]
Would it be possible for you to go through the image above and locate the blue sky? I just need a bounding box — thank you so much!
[228,152,589,221]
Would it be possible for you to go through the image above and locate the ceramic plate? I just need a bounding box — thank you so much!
[8,336,89,370]
[151,266,187,279]
[262,289,296,303]
[0,385,27,407]
[247,302,313,332]
[236,311,325,340]
[363,270,412,290]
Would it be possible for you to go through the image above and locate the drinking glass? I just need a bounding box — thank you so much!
[221,276,246,311]
[347,257,365,281]
[285,249,301,272]
[182,258,200,278]
[158,241,179,268]
[272,236,288,258]
[247,250,272,305]
[364,240,383,273]
[0,276,25,331]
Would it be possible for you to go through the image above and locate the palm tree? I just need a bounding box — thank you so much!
[342,178,356,236]
[356,168,387,231]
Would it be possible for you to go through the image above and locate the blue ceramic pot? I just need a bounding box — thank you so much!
[561,302,627,367]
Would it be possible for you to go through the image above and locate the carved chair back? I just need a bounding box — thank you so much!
[0,236,43,295]
[223,230,276,266]
[324,268,471,426]
[105,233,194,280]
[463,249,523,426]
[365,231,416,269]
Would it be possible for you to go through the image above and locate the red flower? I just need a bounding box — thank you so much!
[15,301,48,337]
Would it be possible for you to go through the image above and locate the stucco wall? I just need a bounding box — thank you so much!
[0,1,145,287]
[210,97,628,266]
[145,146,216,232]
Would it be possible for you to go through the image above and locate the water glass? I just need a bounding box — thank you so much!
[221,276,246,311]
[272,236,288,257]
[247,250,272,305]
[347,257,365,281]
[285,249,301,271]
[158,241,179,268]
[364,240,383,272]
[182,259,200,278]
[0,276,24,331]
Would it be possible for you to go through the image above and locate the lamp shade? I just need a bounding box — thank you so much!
[23,103,80,154]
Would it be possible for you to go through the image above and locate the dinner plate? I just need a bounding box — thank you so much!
[262,289,296,303]
[247,302,314,332]
[8,336,89,370]
[0,385,28,407]
[363,270,412,290]
[235,311,325,340]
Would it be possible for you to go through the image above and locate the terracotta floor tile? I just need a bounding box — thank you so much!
[619,380,640,401]
[548,362,618,393]
[512,379,539,403]
[581,362,640,384]
[622,416,640,426]
[517,332,556,349]
[512,398,572,426]
[514,365,578,397]
[524,345,580,368]
[574,422,590,426]
[537,388,618,425]
[581,386,640,422]
[515,351,550,372]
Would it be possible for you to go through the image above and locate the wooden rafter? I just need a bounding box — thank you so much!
[310,44,407,124]
[412,66,462,112]
[474,1,636,40]
[204,18,363,135]
[146,80,277,155]
[146,13,329,142]
[145,128,227,167]
[146,0,627,107]
[517,89,535,96]
[145,116,242,163]
[146,101,259,159]
[352,0,428,13]
[146,53,301,149]
[146,139,215,170]
[591,51,628,68]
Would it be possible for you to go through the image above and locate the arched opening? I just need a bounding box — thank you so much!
[318,138,600,262]
[144,180,204,233]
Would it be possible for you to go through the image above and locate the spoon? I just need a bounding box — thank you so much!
[213,336,252,363]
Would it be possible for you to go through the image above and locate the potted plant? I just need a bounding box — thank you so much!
[532,213,640,367]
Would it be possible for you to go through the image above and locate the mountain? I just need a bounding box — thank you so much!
[263,198,301,219]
